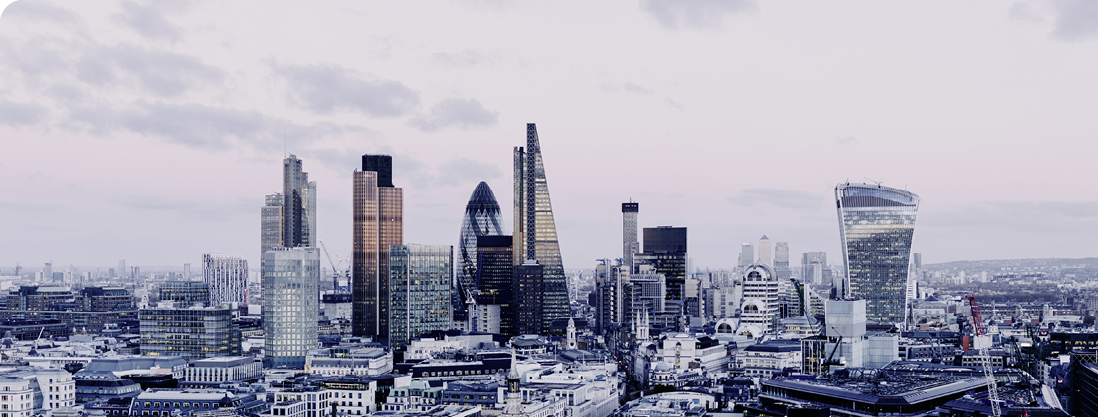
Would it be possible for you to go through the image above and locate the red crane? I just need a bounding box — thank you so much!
[967,294,1001,417]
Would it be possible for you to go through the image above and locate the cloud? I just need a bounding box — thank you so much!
[664,96,684,111]
[1011,0,1098,42]
[64,101,349,151]
[273,63,419,117]
[435,158,503,187]
[432,50,485,67]
[71,44,224,97]
[1,0,81,25]
[408,98,499,132]
[600,81,652,95]
[639,0,758,30]
[731,189,826,210]
[0,99,49,126]
[834,136,858,145]
[114,193,254,222]
[923,200,1098,233]
[111,0,189,42]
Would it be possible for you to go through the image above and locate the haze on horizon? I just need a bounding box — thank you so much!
[1,0,1096,274]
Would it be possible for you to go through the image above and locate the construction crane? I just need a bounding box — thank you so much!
[318,240,348,293]
[967,294,1001,417]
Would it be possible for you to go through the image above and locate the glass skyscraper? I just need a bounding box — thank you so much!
[262,247,320,368]
[835,183,920,325]
[282,155,316,248]
[512,123,569,334]
[352,154,403,339]
[260,193,283,273]
[388,244,452,350]
[455,182,505,327]
[202,254,248,306]
[476,235,514,336]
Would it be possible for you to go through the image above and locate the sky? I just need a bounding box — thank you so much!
[1,0,1096,275]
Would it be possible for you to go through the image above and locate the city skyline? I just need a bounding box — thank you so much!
[2,2,1097,272]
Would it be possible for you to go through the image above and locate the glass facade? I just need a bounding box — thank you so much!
[202,254,247,306]
[637,226,687,301]
[388,245,452,350]
[352,155,403,340]
[512,124,570,334]
[282,155,316,248]
[835,183,920,325]
[455,182,505,326]
[623,202,639,267]
[158,281,209,308]
[514,260,544,335]
[476,235,514,336]
[262,248,320,368]
[139,305,240,361]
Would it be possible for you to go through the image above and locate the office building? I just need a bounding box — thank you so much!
[475,235,515,336]
[514,260,544,335]
[158,281,209,308]
[835,183,920,324]
[202,254,248,306]
[801,252,829,286]
[388,245,452,350]
[740,264,779,335]
[455,182,505,330]
[774,242,791,280]
[263,247,320,368]
[512,123,569,333]
[183,263,191,280]
[623,202,639,267]
[353,154,403,340]
[635,226,687,301]
[282,154,317,249]
[261,193,283,272]
[594,259,629,334]
[118,259,126,280]
[739,243,753,268]
[758,235,772,268]
[139,303,241,361]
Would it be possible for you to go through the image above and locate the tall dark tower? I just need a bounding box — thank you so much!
[353,154,403,339]
[512,123,569,334]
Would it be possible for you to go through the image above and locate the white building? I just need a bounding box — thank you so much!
[740,264,779,335]
[0,368,75,414]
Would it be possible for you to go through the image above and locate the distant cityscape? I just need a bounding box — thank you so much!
[1,123,1096,417]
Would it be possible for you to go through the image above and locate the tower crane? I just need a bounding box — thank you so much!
[318,240,348,293]
[967,294,1001,417]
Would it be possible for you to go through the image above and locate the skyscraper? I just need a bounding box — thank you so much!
[835,183,920,325]
[623,202,639,267]
[758,235,772,269]
[801,251,828,286]
[774,242,791,280]
[476,235,515,336]
[740,264,778,335]
[739,244,753,268]
[261,193,284,272]
[455,182,505,328]
[514,260,544,335]
[202,254,248,306]
[512,123,569,333]
[388,244,452,350]
[263,247,320,368]
[635,226,687,301]
[283,155,317,249]
[118,260,126,280]
[353,154,403,339]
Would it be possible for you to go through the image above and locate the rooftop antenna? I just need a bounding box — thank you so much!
[864,177,882,187]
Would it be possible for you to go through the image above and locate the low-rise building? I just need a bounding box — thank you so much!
[182,357,262,388]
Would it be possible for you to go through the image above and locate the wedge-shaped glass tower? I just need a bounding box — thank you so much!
[513,123,569,334]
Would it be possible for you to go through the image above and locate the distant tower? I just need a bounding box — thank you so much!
[118,260,127,280]
[282,155,316,248]
[774,242,791,280]
[512,123,569,333]
[739,244,753,268]
[758,235,772,269]
[504,351,523,416]
[353,154,404,339]
[835,183,920,325]
[203,254,248,306]
[622,202,639,267]
[637,311,650,343]
[565,317,577,350]
[260,193,284,272]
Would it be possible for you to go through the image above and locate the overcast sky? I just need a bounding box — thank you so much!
[1,0,1096,274]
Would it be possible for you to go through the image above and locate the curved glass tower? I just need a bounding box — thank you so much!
[455,182,506,322]
[835,183,920,325]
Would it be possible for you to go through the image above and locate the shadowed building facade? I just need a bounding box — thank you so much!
[388,244,452,350]
[512,123,569,334]
[835,183,920,325]
[476,235,515,336]
[353,154,403,339]
[455,182,506,329]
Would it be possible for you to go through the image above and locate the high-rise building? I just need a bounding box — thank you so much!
[202,254,248,306]
[835,183,920,325]
[801,252,828,286]
[118,260,126,280]
[739,244,753,268]
[282,155,316,249]
[635,226,687,301]
[513,260,544,335]
[774,242,791,280]
[352,154,403,339]
[594,258,630,335]
[475,235,514,336]
[623,202,639,267]
[758,235,772,269]
[183,263,191,280]
[388,245,452,350]
[512,123,569,333]
[455,182,505,329]
[262,248,320,368]
[139,303,241,361]
[261,193,284,272]
[740,264,778,335]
